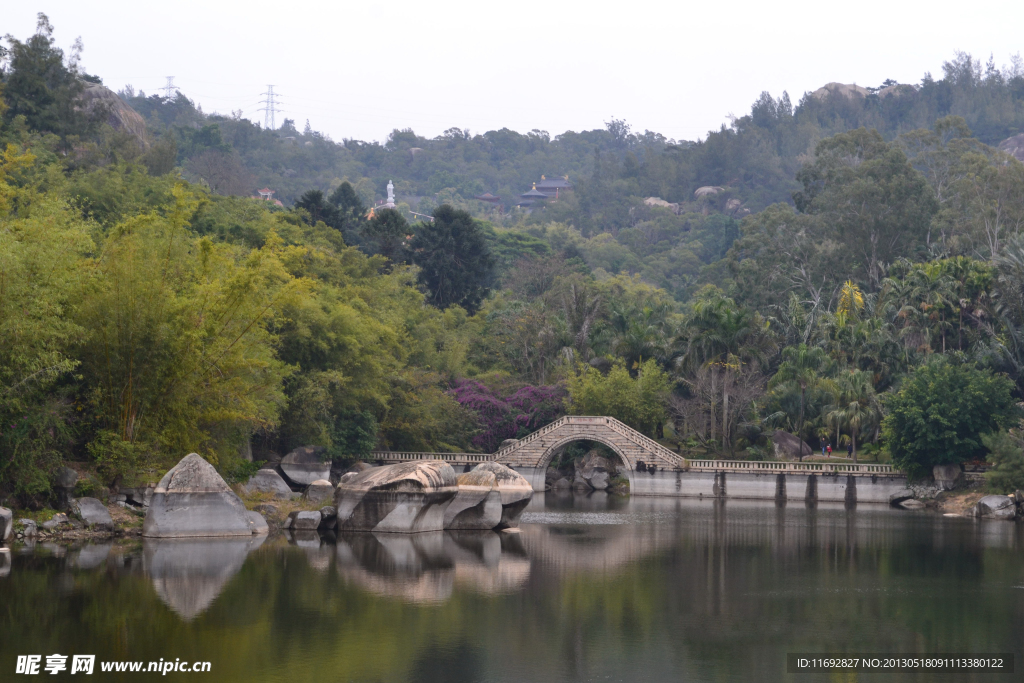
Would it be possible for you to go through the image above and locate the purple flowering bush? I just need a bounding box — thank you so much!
[448,380,566,452]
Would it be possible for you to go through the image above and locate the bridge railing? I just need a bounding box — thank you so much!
[683,459,899,475]
[600,417,686,468]
[368,451,493,463]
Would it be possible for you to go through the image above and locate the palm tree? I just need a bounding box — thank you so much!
[768,344,836,444]
[677,289,776,451]
[824,370,882,462]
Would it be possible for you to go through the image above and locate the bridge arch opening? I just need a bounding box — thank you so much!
[538,435,636,493]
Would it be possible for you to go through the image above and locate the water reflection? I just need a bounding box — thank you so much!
[1,495,1023,683]
[144,535,266,620]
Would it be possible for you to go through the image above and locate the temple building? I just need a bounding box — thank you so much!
[517,183,549,208]
[536,175,572,198]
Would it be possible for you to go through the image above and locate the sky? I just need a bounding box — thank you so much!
[4,1,1023,144]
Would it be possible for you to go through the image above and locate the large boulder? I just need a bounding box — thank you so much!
[279,446,330,487]
[247,512,269,535]
[575,451,615,491]
[771,430,812,460]
[286,510,322,530]
[72,498,113,531]
[334,460,458,533]
[303,480,334,504]
[469,462,533,529]
[0,506,12,543]
[933,464,963,491]
[972,495,1017,520]
[143,453,255,538]
[79,83,149,149]
[243,468,293,498]
[54,466,79,510]
[444,469,502,530]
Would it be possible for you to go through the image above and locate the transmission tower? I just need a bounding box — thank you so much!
[259,85,282,130]
[162,76,177,99]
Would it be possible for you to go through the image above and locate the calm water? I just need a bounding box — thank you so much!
[2,494,1023,682]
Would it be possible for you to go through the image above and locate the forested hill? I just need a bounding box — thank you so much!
[119,52,1024,217]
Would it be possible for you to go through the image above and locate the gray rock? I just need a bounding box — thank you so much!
[142,453,254,538]
[552,477,571,490]
[470,462,534,528]
[972,495,1017,520]
[16,519,37,537]
[303,479,334,504]
[318,506,337,529]
[124,486,155,508]
[444,469,503,530]
[899,499,926,509]
[247,511,269,535]
[889,489,915,505]
[335,460,457,533]
[933,463,963,491]
[287,510,322,530]
[242,468,293,498]
[41,519,61,531]
[72,498,114,531]
[771,430,813,460]
[55,466,79,489]
[0,507,12,543]
[279,446,330,486]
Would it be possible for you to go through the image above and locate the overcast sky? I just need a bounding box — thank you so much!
[5,1,1023,143]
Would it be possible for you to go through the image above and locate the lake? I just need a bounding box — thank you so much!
[2,493,1022,682]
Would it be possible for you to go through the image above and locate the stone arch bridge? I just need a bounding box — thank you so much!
[372,416,684,492]
[370,415,906,501]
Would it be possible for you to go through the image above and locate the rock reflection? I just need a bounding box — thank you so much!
[143,535,265,621]
[333,530,532,603]
[0,549,10,578]
[69,542,112,570]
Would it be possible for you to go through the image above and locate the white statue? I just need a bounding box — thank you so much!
[386,180,395,207]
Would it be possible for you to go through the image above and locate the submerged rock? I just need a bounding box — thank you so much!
[143,453,255,538]
[470,462,533,529]
[899,499,926,510]
[0,506,12,543]
[243,469,293,499]
[444,469,502,530]
[280,446,330,487]
[334,460,457,533]
[972,495,1016,520]
[72,498,113,531]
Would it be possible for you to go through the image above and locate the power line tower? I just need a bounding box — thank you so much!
[162,76,177,99]
[259,85,282,130]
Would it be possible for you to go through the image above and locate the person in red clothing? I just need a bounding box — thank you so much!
[826,444,832,455]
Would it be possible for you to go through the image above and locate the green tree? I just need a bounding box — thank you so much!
[363,207,409,264]
[767,344,836,445]
[1,14,99,149]
[824,370,881,462]
[981,428,1024,493]
[411,205,495,313]
[565,359,671,436]
[881,357,1016,476]
[794,128,939,290]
